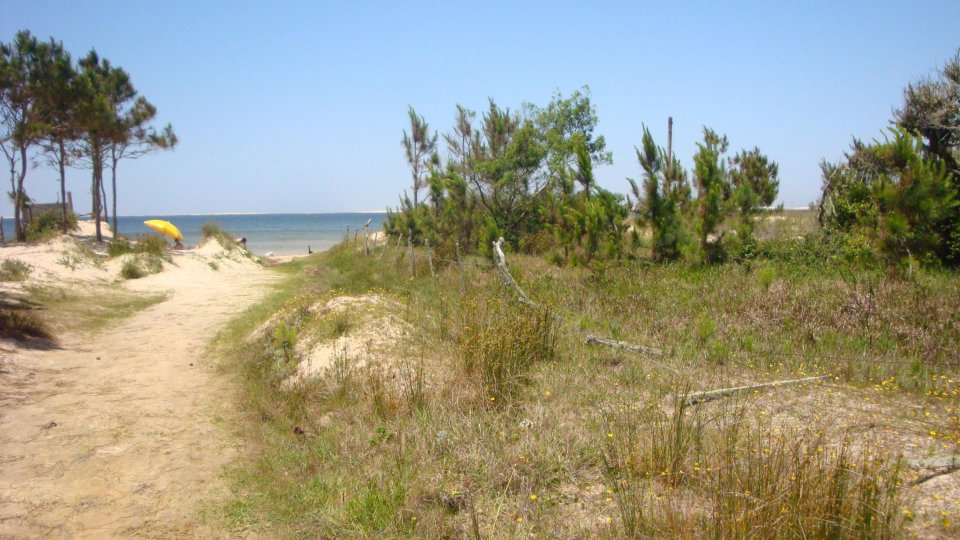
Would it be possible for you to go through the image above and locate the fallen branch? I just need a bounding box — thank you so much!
[585,335,663,356]
[907,454,960,485]
[908,454,960,470]
[679,375,832,406]
[492,237,537,308]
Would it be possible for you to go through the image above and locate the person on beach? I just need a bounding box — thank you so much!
[237,237,247,249]
[174,240,184,250]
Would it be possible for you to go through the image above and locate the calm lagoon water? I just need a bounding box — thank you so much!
[113,213,387,256]
[2,213,386,256]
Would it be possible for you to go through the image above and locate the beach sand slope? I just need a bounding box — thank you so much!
[0,241,275,537]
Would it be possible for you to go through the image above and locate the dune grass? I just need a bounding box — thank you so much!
[214,236,959,538]
[25,284,168,335]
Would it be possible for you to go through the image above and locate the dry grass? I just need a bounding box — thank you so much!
[215,237,960,538]
[24,284,168,335]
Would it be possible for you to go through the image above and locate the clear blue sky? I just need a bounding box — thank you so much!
[2,0,958,216]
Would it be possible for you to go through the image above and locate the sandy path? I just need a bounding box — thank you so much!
[0,254,276,538]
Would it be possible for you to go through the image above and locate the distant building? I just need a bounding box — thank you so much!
[23,192,74,227]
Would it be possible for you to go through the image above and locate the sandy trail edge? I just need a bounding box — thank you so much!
[0,254,276,538]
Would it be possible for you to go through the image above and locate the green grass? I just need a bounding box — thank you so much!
[26,284,168,335]
[212,237,958,538]
[0,258,32,281]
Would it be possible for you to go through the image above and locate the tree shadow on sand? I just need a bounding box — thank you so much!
[0,293,61,350]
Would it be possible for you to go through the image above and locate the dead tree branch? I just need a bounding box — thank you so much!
[907,454,960,486]
[585,335,663,356]
[492,237,537,308]
[679,375,832,406]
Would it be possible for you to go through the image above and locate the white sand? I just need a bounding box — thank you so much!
[0,228,277,536]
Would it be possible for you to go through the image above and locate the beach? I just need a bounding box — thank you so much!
[0,224,277,536]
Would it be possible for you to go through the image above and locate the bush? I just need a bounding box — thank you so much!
[137,235,169,257]
[454,294,557,403]
[121,259,145,280]
[25,210,77,243]
[0,259,31,281]
[0,308,53,341]
[601,402,907,538]
[107,237,135,257]
[120,254,164,280]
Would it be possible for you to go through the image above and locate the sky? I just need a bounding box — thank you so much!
[2,0,959,217]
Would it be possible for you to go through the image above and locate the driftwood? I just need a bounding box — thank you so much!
[377,232,389,263]
[408,229,415,276]
[907,454,960,485]
[362,218,371,255]
[585,335,663,356]
[492,237,537,308]
[426,238,435,278]
[679,375,832,406]
[456,241,466,292]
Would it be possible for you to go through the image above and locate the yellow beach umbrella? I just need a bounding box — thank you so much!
[143,219,183,241]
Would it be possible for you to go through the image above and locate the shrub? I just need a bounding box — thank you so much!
[107,237,135,257]
[25,210,77,243]
[0,258,31,281]
[455,294,557,403]
[600,401,907,538]
[708,427,905,538]
[0,308,53,341]
[137,234,169,257]
[121,259,145,280]
[119,254,164,280]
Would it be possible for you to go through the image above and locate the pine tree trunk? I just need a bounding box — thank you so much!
[100,174,109,227]
[92,143,102,242]
[111,157,118,235]
[59,140,68,233]
[15,146,27,242]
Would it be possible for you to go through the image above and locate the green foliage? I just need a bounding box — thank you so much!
[629,126,687,261]
[388,88,630,264]
[120,253,164,279]
[272,320,298,365]
[25,210,77,243]
[820,128,959,266]
[0,258,31,281]
[137,234,169,257]
[401,106,439,208]
[896,49,959,180]
[728,147,779,247]
[107,237,134,256]
[693,128,731,261]
[120,259,144,279]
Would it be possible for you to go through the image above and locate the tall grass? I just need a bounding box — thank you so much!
[601,398,906,538]
[201,222,240,250]
[455,294,558,404]
[0,258,31,281]
[211,240,947,537]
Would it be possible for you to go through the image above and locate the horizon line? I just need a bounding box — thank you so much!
[111,210,390,217]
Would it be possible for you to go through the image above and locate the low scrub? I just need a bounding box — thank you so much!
[216,242,950,537]
[0,259,31,281]
[0,307,54,342]
[455,294,558,404]
[201,222,239,250]
[120,254,164,280]
[25,210,78,243]
[108,235,169,259]
[601,399,906,537]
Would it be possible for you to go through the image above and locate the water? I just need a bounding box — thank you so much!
[2,213,388,256]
